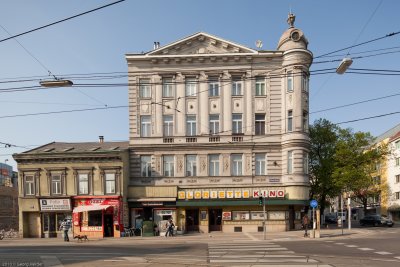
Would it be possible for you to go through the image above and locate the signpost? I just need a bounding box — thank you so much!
[310,200,318,231]
[262,196,266,240]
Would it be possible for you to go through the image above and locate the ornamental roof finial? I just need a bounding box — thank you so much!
[287,13,295,28]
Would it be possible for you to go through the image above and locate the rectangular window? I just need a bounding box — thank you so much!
[78,174,89,195]
[396,174,400,183]
[255,114,265,135]
[25,175,35,195]
[302,73,309,92]
[303,152,309,174]
[209,154,220,176]
[232,114,243,134]
[162,78,174,97]
[139,78,151,98]
[396,192,400,200]
[140,116,151,137]
[186,115,197,136]
[287,71,293,92]
[163,155,174,177]
[232,78,242,96]
[255,77,266,96]
[231,154,243,176]
[373,176,381,185]
[396,158,400,166]
[208,80,219,97]
[185,78,197,96]
[255,154,266,176]
[105,173,116,194]
[232,211,250,220]
[303,110,309,132]
[287,110,293,132]
[186,155,197,177]
[209,114,220,135]
[163,115,174,136]
[287,151,293,174]
[141,156,152,177]
[396,140,400,150]
[51,174,62,195]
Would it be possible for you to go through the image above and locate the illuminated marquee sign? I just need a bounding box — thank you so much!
[178,189,285,200]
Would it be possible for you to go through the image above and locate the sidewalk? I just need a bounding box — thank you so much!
[0,227,374,246]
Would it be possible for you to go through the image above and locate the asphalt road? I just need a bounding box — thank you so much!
[0,225,399,267]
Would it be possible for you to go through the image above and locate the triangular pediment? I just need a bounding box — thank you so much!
[147,32,257,56]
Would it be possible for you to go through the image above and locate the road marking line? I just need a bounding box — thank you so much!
[375,251,393,255]
[243,232,258,241]
[334,243,345,245]
[324,241,334,242]
[210,258,318,263]
[345,245,358,247]
[394,256,400,259]
[358,248,374,251]
[41,256,63,267]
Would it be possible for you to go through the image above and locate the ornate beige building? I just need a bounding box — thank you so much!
[126,14,312,233]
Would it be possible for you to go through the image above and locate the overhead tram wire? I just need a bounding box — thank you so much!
[0,0,126,43]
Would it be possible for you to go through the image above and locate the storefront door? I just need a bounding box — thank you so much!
[104,214,114,237]
[185,209,199,232]
[209,209,222,232]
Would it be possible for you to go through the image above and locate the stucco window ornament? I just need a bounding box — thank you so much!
[224,158,229,171]
[201,159,206,171]
[178,159,183,171]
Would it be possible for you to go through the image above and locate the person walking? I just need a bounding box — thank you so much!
[165,220,171,237]
[168,219,174,237]
[302,214,309,237]
[60,219,70,242]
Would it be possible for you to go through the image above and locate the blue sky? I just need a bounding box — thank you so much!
[1,0,400,169]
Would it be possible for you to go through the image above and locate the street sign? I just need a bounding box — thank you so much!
[310,199,318,208]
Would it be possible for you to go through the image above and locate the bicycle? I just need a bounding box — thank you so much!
[0,228,17,240]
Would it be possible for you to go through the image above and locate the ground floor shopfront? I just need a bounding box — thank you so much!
[72,196,127,238]
[127,189,307,235]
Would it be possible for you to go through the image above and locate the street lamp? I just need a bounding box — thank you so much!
[39,79,73,87]
[336,58,353,74]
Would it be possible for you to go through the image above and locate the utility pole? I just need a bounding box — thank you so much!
[263,196,266,240]
[348,197,351,230]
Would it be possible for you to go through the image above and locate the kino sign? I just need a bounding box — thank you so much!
[178,189,285,200]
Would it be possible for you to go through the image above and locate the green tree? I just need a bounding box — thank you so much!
[333,129,388,215]
[309,119,342,215]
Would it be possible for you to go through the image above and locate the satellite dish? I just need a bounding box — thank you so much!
[255,40,263,49]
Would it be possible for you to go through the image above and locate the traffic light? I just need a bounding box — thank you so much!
[258,196,263,205]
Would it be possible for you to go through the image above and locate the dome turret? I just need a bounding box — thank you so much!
[277,13,308,51]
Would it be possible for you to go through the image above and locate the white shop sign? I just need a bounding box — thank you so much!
[40,199,71,211]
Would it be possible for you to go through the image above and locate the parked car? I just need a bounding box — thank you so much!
[359,215,394,227]
[324,214,337,224]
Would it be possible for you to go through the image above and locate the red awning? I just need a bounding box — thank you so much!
[72,205,111,213]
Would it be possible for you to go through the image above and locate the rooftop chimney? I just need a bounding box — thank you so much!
[99,136,104,143]
[153,41,160,49]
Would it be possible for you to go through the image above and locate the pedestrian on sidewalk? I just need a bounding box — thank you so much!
[60,219,70,242]
[302,215,309,237]
[168,219,175,237]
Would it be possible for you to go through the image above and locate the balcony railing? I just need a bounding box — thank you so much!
[209,136,220,142]
[232,136,243,142]
[163,138,174,143]
[186,137,197,143]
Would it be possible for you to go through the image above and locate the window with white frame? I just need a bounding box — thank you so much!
[139,78,151,98]
[255,153,266,176]
[186,115,197,136]
[231,154,243,176]
[209,114,220,135]
[232,114,243,134]
[232,77,242,96]
[51,174,62,195]
[303,110,308,132]
[287,71,293,92]
[78,173,89,195]
[163,115,174,136]
[396,192,400,200]
[287,110,293,132]
[208,79,219,97]
[24,175,35,196]
[255,77,266,96]
[209,154,220,176]
[162,78,174,97]
[163,155,174,177]
[141,156,152,177]
[185,77,197,96]
[396,140,400,150]
[302,72,309,92]
[396,174,400,183]
[287,151,293,174]
[255,114,265,135]
[105,173,116,194]
[303,152,309,174]
[186,155,197,177]
[396,157,400,166]
[140,116,151,137]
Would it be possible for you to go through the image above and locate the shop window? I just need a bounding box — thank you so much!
[268,211,285,220]
[250,211,265,220]
[88,211,102,226]
[232,211,250,220]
